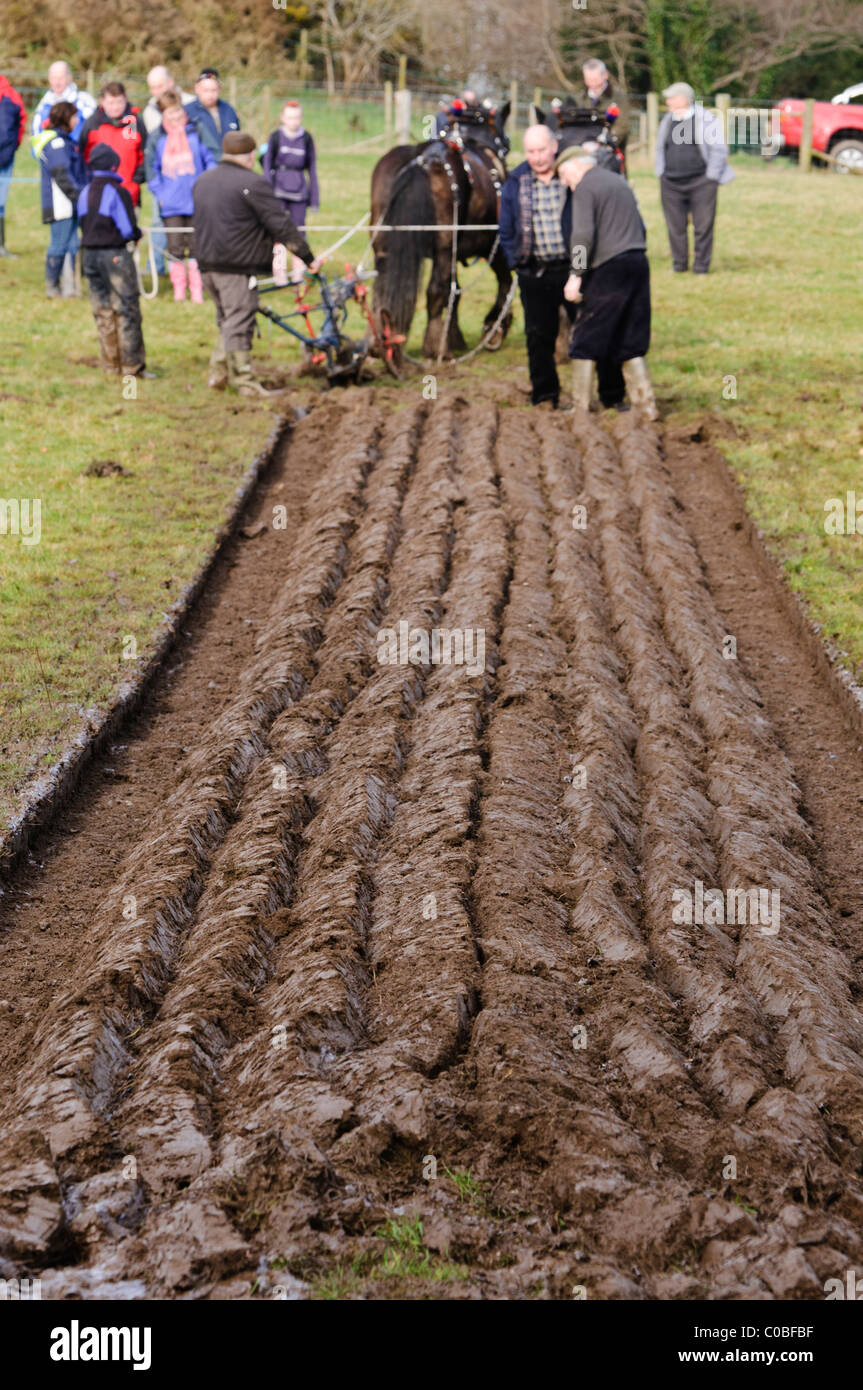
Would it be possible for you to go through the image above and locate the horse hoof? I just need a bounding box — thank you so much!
[484,326,505,351]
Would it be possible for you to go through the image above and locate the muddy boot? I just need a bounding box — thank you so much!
[0,215,17,259]
[207,341,229,391]
[622,356,658,422]
[45,253,64,298]
[227,349,276,398]
[571,359,595,411]
[94,307,122,374]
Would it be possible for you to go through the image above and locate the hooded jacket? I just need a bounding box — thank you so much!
[193,157,313,274]
[0,75,27,168]
[149,125,215,216]
[262,127,319,207]
[33,126,86,223]
[78,103,147,204]
[76,148,141,249]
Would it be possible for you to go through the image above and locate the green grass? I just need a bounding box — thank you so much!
[2,130,861,832]
[302,1216,467,1299]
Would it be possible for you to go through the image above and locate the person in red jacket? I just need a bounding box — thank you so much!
[78,81,146,206]
[0,72,27,257]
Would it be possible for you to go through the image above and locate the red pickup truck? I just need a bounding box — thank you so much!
[773,84,863,171]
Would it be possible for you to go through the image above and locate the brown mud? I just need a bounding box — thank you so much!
[1,384,862,1300]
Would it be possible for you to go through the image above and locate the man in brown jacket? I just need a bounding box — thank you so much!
[193,130,321,396]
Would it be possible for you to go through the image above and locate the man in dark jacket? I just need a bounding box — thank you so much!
[499,123,574,408]
[184,69,240,163]
[193,130,320,396]
[78,82,146,206]
[76,143,151,379]
[0,71,27,257]
[579,60,630,154]
[557,147,656,418]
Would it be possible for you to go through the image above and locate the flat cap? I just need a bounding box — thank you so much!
[222,130,256,155]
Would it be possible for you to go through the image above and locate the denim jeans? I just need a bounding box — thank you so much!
[48,217,79,257]
[0,159,14,217]
[148,198,166,274]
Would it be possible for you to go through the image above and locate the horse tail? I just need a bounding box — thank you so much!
[374,159,436,337]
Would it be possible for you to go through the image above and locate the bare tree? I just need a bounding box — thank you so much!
[306,0,419,93]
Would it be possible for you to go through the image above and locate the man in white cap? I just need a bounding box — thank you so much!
[655,81,733,274]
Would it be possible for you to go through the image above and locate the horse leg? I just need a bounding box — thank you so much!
[422,245,452,359]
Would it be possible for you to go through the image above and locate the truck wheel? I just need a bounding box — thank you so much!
[830,139,863,173]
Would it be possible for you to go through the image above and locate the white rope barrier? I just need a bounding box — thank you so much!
[137,223,501,233]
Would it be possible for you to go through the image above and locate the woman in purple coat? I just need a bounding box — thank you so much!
[263,100,319,284]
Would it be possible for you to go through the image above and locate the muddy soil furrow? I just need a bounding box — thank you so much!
[106,408,425,1199]
[0,403,382,1258]
[538,420,720,1179]
[184,402,465,1207]
[3,385,863,1302]
[438,413,701,1299]
[336,404,509,1102]
[572,418,777,1113]
[613,421,863,1173]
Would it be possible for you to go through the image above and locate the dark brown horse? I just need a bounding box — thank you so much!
[370,104,513,364]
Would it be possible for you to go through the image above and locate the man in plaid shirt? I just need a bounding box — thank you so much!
[499,123,576,408]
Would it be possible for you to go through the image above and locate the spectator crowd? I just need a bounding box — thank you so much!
[1,56,732,412]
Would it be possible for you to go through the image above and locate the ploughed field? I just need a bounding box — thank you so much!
[1,386,862,1300]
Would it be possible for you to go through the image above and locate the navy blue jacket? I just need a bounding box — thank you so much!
[0,75,27,168]
[183,98,240,161]
[34,128,85,223]
[499,159,572,270]
[76,170,141,248]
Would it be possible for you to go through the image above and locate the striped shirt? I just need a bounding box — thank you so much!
[531,173,567,260]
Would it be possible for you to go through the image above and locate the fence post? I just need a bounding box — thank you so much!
[532,86,542,123]
[298,30,309,89]
[647,91,659,164]
[398,54,407,91]
[509,79,519,137]
[86,69,94,97]
[384,80,393,140]
[395,88,411,144]
[715,91,730,146]
[228,75,238,116]
[637,110,647,153]
[257,86,270,143]
[800,97,814,173]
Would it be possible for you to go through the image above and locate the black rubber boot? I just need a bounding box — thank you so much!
[45,253,64,297]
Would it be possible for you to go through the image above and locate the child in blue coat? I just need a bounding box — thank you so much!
[32,101,86,297]
[148,93,215,301]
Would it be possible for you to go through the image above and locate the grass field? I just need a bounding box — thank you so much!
[1,96,862,830]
